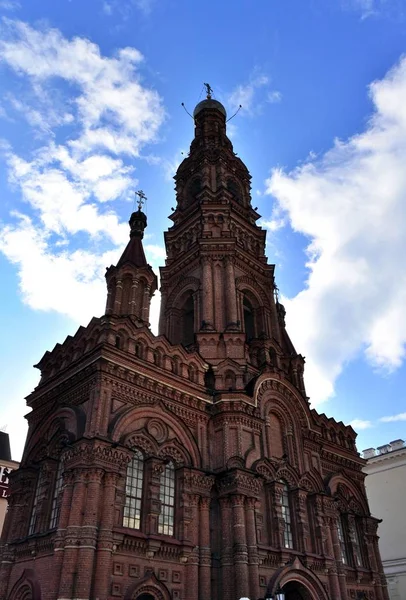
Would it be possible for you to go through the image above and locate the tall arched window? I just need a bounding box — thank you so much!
[337,516,348,564]
[352,520,364,567]
[49,461,64,529]
[243,297,255,340]
[280,481,293,549]
[123,449,144,529]
[28,470,46,536]
[158,462,175,536]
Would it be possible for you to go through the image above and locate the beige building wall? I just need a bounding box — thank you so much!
[0,459,19,536]
[363,440,406,600]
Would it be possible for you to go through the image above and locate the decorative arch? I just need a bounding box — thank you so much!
[253,458,277,482]
[8,569,41,600]
[23,406,83,463]
[326,473,369,515]
[166,276,200,310]
[158,440,192,466]
[299,469,324,494]
[110,406,201,468]
[276,464,300,488]
[124,570,171,600]
[236,275,269,305]
[256,375,311,431]
[123,432,159,457]
[266,557,329,600]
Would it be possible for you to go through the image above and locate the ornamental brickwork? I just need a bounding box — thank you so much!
[0,94,389,600]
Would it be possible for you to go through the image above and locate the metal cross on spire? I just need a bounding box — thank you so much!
[135,189,147,211]
[204,82,213,99]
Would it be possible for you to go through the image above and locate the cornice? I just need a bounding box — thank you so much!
[363,448,406,472]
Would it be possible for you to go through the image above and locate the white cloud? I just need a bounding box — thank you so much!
[0,19,164,156]
[349,418,373,430]
[0,21,166,322]
[342,0,405,20]
[0,0,20,10]
[267,90,282,104]
[228,72,281,116]
[266,56,406,405]
[380,412,406,423]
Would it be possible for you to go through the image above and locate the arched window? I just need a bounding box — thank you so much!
[337,516,348,564]
[280,481,293,549]
[181,294,195,346]
[227,178,243,203]
[28,470,46,536]
[188,178,202,205]
[123,449,144,529]
[352,520,364,567]
[243,296,255,340]
[158,462,175,536]
[49,461,64,529]
[224,370,236,391]
[135,341,144,359]
[121,276,132,314]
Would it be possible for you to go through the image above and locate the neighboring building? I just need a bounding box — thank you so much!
[363,440,406,600]
[0,432,19,536]
[0,92,389,600]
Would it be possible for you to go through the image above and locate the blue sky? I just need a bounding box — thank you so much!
[1,0,406,460]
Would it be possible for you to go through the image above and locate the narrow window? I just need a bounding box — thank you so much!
[49,461,64,529]
[243,297,255,340]
[337,517,348,564]
[280,481,293,549]
[123,450,144,529]
[158,462,175,536]
[181,295,195,346]
[353,521,364,567]
[29,471,45,535]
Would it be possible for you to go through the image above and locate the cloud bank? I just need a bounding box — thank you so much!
[0,20,165,324]
[266,56,406,404]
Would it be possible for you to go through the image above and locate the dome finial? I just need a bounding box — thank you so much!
[204,82,213,99]
[129,189,148,239]
[135,189,147,211]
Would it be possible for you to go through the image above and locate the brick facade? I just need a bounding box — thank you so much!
[0,93,389,600]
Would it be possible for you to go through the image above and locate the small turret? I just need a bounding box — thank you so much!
[105,193,157,324]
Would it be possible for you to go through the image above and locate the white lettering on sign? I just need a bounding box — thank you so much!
[0,465,13,497]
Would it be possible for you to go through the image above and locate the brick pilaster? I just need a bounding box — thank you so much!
[232,494,249,598]
[199,496,211,600]
[93,471,119,599]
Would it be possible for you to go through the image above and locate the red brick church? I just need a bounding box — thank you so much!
[0,91,388,600]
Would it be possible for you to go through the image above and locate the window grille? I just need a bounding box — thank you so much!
[337,517,348,564]
[123,449,144,529]
[279,481,293,549]
[49,461,64,529]
[158,462,175,536]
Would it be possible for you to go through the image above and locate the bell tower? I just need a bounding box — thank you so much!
[159,89,306,395]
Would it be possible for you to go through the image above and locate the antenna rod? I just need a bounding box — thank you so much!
[181,103,194,119]
[226,105,242,123]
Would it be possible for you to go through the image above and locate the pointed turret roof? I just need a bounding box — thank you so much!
[116,208,148,269]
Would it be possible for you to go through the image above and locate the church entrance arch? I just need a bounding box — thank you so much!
[266,557,329,600]
[283,580,313,600]
[136,595,156,600]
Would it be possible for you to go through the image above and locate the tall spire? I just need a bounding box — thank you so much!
[105,193,157,323]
